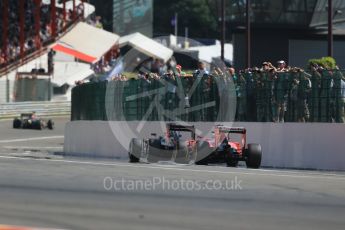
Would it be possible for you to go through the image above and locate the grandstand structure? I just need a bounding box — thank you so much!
[0,0,121,103]
[0,0,85,76]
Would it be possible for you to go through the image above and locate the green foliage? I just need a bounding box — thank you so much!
[308,56,337,69]
[321,57,337,69]
[85,0,226,39]
[88,0,113,32]
[154,0,219,38]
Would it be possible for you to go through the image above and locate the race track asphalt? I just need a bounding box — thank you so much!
[0,118,344,230]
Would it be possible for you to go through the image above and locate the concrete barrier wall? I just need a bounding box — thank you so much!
[64,121,345,171]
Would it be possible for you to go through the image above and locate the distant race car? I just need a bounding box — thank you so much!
[197,125,262,168]
[13,113,54,130]
[128,123,262,168]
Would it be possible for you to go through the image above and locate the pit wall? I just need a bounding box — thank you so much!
[64,121,345,171]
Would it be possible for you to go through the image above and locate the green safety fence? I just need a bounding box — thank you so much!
[71,75,235,122]
[71,71,345,123]
[235,69,345,123]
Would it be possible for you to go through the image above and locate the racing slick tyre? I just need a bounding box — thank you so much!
[47,120,54,130]
[128,138,141,163]
[245,144,262,169]
[13,118,22,129]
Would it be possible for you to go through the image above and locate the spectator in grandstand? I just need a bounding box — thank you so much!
[149,72,161,80]
[341,78,345,123]
[194,61,209,78]
[75,80,84,85]
[266,68,278,122]
[287,68,311,122]
[331,68,345,122]
[94,16,103,29]
[235,72,247,121]
[159,59,167,76]
[296,70,311,122]
[1,0,82,67]
[167,56,177,71]
[261,62,270,72]
[162,70,177,111]
[276,60,289,72]
[0,52,5,66]
[274,70,289,122]
[241,69,256,121]
[212,67,224,77]
[175,64,186,77]
[254,70,271,122]
[151,59,161,74]
[309,64,322,122]
[48,49,55,73]
[228,67,236,78]
[319,70,334,122]
[262,62,276,73]
[77,2,85,17]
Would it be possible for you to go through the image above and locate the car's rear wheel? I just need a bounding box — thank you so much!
[128,138,141,163]
[13,118,21,129]
[245,144,262,169]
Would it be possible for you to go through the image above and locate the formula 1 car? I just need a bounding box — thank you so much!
[129,123,262,168]
[13,113,54,130]
[197,125,262,168]
[128,123,198,164]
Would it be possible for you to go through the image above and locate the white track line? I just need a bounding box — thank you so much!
[0,225,65,230]
[0,136,64,143]
[3,146,62,149]
[0,155,344,180]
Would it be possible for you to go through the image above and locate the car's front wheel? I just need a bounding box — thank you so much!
[128,138,141,163]
[13,118,21,129]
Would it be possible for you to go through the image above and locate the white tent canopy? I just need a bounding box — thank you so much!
[119,32,173,62]
[52,62,94,87]
[52,22,119,63]
[188,40,233,63]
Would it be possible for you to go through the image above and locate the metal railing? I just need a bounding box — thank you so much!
[0,101,71,119]
[71,70,345,123]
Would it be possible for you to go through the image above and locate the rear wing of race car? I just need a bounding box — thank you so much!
[216,126,246,134]
[166,123,196,139]
[214,126,247,148]
[20,113,33,119]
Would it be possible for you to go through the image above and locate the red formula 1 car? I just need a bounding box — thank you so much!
[196,125,262,168]
[129,124,262,168]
